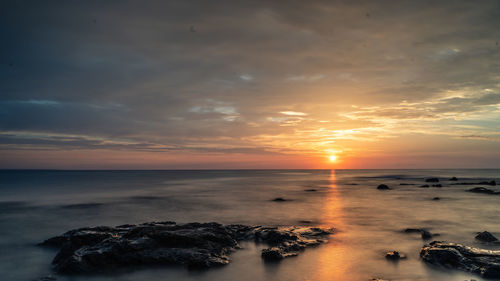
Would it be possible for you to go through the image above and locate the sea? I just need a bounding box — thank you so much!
[1,169,499,281]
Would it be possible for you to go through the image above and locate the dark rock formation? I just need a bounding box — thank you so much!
[272,197,289,202]
[304,189,317,192]
[467,187,500,195]
[420,241,500,278]
[400,183,415,185]
[476,231,499,242]
[432,184,442,187]
[385,251,406,260]
[449,177,458,181]
[432,197,441,200]
[377,184,390,190]
[39,222,334,274]
[420,185,430,188]
[425,178,440,183]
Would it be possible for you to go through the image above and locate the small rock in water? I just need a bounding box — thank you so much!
[449,176,458,181]
[404,228,434,240]
[425,178,439,183]
[421,230,432,239]
[377,184,390,190]
[432,184,442,187]
[32,276,57,281]
[385,251,406,260]
[272,197,288,202]
[304,189,317,192]
[475,231,499,242]
[420,241,500,278]
[432,197,440,200]
[479,180,497,186]
[467,187,500,195]
[420,184,430,188]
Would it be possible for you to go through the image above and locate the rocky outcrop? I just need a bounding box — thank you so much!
[420,241,500,278]
[452,181,497,186]
[425,178,439,183]
[39,222,334,274]
[449,177,458,181]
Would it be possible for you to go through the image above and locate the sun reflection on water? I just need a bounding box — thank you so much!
[313,169,351,281]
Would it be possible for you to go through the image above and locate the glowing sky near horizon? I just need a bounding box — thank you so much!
[1,0,500,169]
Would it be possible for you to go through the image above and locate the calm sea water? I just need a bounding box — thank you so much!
[1,169,499,281]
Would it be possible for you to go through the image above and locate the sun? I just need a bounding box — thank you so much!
[329,155,337,162]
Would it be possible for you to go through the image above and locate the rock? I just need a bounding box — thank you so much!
[399,183,415,185]
[475,231,499,242]
[420,241,500,278]
[377,184,390,190]
[271,197,288,202]
[449,177,458,181]
[432,184,442,187]
[40,222,334,274]
[467,187,500,195]
[385,251,406,260]
[404,228,434,240]
[425,178,440,183]
[420,185,430,188]
[304,189,317,192]
[432,197,440,200]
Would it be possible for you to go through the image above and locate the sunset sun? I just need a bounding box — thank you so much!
[329,155,337,162]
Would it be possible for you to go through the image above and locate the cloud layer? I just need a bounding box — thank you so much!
[1,0,500,168]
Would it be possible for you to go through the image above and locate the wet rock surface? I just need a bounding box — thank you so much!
[476,231,499,242]
[420,241,500,278]
[39,222,334,274]
[425,178,440,183]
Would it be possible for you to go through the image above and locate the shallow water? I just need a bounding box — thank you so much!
[1,169,499,281]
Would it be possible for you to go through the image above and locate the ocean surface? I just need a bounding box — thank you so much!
[1,169,499,281]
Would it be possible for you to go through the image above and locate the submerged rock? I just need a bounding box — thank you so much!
[425,178,440,183]
[420,241,500,278]
[377,184,390,190]
[449,176,458,181]
[403,228,435,240]
[467,187,500,195]
[420,184,430,188]
[432,197,441,200]
[271,197,289,202]
[452,180,497,186]
[39,222,334,274]
[475,231,499,242]
[304,189,317,192]
[432,184,442,187]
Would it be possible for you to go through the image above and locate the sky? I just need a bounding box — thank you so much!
[1,0,500,169]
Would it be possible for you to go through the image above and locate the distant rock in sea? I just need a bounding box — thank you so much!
[425,178,439,183]
[449,176,458,181]
[385,250,406,260]
[39,221,334,274]
[377,184,390,190]
[272,197,289,202]
[467,187,500,195]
